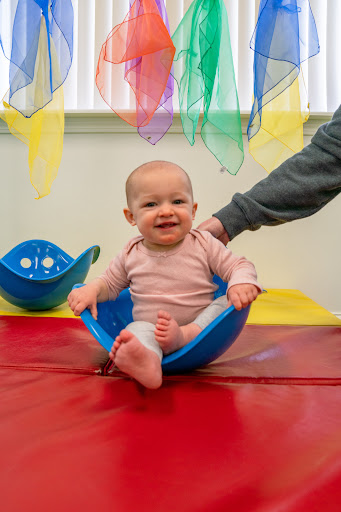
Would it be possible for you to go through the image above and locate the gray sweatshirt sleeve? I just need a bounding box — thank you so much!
[214,104,341,241]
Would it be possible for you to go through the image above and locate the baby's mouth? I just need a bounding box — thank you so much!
[157,222,177,229]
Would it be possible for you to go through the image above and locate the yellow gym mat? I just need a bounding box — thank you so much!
[0,299,76,318]
[247,289,341,326]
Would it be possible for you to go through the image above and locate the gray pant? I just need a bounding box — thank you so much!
[125,296,227,361]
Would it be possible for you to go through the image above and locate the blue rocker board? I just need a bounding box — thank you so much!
[0,240,100,310]
[75,276,250,374]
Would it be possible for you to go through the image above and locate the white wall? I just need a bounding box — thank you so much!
[0,123,340,316]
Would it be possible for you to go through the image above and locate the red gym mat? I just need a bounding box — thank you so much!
[1,315,341,511]
[1,315,340,382]
[1,368,341,512]
[0,315,108,374]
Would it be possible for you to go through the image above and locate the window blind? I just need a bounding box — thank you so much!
[0,1,339,114]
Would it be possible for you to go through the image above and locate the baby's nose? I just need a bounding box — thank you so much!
[159,203,174,216]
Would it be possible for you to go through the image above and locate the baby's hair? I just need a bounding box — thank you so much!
[126,160,193,207]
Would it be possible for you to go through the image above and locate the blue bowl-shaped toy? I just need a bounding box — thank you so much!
[75,276,250,373]
[0,240,100,310]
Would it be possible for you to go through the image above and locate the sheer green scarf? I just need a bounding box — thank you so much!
[172,0,243,174]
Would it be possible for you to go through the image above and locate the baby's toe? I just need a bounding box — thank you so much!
[157,310,171,321]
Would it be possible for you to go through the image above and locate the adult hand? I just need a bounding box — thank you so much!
[197,217,230,245]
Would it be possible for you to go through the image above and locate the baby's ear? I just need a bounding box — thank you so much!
[192,202,198,219]
[123,208,136,226]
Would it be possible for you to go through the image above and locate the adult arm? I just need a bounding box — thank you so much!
[212,104,341,241]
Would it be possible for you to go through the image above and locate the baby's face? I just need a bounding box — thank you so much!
[125,167,197,252]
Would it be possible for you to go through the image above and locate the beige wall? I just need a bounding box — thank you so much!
[0,125,340,316]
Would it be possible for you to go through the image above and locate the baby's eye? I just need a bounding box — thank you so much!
[145,202,156,207]
[173,199,184,205]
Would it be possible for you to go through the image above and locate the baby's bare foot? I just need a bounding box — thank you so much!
[113,329,162,389]
[155,310,184,355]
[155,310,202,355]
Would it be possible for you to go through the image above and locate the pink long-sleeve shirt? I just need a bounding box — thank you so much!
[99,229,261,326]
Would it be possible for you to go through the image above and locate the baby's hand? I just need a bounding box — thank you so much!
[227,284,259,311]
[67,284,99,320]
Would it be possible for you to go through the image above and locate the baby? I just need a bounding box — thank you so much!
[68,161,262,389]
